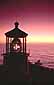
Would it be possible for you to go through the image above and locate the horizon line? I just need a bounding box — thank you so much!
[0,42,54,44]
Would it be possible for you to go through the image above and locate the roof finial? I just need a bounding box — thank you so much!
[14,22,19,28]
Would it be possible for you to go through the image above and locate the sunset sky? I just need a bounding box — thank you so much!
[0,0,54,43]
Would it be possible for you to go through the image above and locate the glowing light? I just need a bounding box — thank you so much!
[13,44,20,50]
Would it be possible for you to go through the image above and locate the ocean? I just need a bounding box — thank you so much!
[0,43,54,69]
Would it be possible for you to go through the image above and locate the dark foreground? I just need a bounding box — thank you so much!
[0,64,54,84]
[31,64,54,83]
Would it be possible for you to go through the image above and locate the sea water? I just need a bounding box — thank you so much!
[27,43,54,69]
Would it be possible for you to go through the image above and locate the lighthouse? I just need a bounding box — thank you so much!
[3,22,29,81]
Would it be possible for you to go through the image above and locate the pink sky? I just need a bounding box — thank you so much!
[0,0,54,43]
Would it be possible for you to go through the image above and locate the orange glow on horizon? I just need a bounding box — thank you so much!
[0,35,54,44]
[0,35,6,44]
[27,36,54,43]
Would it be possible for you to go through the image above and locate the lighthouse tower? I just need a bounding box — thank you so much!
[3,22,29,81]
